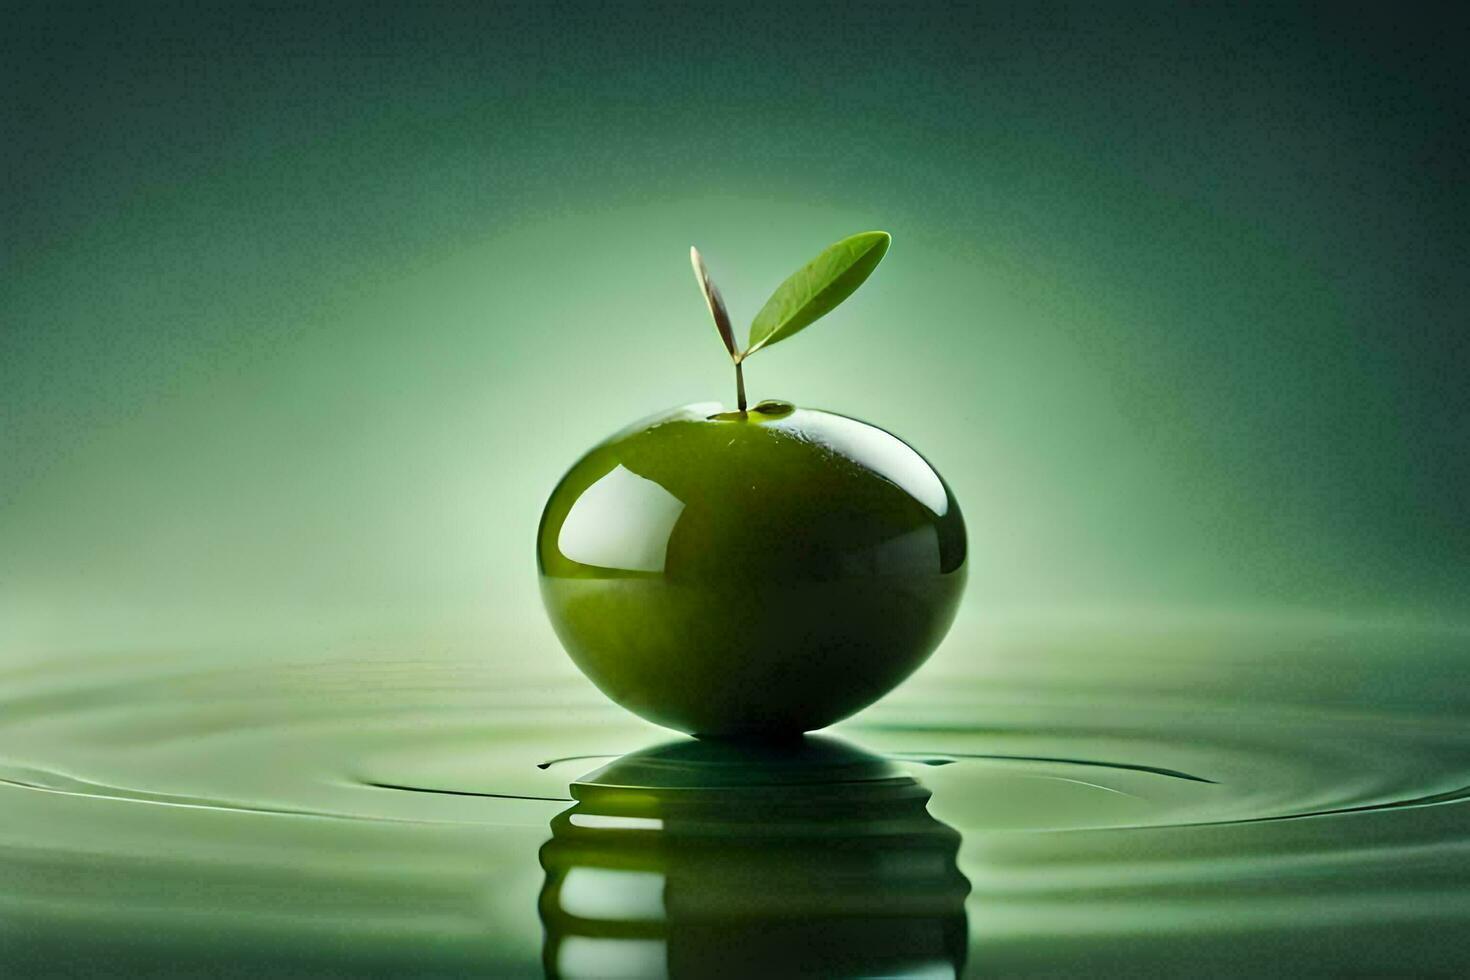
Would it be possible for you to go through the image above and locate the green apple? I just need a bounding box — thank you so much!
[537,400,966,735]
[537,231,967,736]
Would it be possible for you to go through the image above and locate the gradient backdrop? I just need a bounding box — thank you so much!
[3,2,1467,661]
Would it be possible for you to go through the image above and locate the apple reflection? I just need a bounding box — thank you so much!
[538,736,970,979]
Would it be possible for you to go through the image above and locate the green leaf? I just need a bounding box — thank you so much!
[689,245,739,362]
[744,231,890,357]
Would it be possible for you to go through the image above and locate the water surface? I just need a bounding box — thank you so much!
[1,612,1467,976]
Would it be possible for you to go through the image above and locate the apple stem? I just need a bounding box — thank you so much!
[734,360,747,413]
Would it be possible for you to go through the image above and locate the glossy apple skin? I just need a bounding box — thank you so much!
[536,402,967,737]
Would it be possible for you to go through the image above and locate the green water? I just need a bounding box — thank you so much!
[2,612,1467,976]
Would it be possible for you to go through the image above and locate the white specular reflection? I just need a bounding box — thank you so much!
[568,813,664,830]
[777,412,949,515]
[558,465,685,572]
[557,937,669,979]
[559,867,667,922]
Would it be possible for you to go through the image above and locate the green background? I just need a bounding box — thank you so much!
[3,1,1466,658]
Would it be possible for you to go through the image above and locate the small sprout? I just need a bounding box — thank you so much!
[689,232,891,414]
